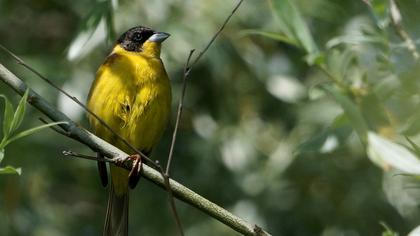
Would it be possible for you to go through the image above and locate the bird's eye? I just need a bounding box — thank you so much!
[132,32,142,42]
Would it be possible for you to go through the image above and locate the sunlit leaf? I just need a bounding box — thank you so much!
[367,132,420,175]
[3,121,68,146]
[266,75,306,103]
[326,35,384,49]
[67,1,109,60]
[324,86,368,143]
[0,95,14,139]
[0,166,21,175]
[270,0,318,54]
[408,225,420,236]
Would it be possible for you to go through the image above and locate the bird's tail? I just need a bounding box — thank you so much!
[104,183,128,236]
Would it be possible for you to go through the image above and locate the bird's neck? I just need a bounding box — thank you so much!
[141,41,161,58]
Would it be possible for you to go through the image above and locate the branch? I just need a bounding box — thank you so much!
[389,0,419,60]
[0,62,271,236]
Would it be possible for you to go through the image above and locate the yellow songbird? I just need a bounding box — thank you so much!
[87,26,171,236]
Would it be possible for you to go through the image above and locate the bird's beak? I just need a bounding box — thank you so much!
[147,32,170,43]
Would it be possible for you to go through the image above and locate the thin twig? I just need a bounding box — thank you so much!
[0,44,158,169]
[166,49,194,175]
[63,150,108,162]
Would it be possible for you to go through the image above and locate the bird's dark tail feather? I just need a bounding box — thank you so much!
[104,184,128,236]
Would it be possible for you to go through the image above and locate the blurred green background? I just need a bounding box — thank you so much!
[1,0,420,235]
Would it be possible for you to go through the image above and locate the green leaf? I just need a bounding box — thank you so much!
[3,121,68,146]
[323,86,369,143]
[0,95,14,139]
[380,221,399,236]
[271,0,318,54]
[326,35,384,49]
[0,166,21,175]
[241,30,300,47]
[9,89,29,135]
[367,132,420,175]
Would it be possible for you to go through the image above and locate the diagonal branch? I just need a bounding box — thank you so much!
[0,62,271,236]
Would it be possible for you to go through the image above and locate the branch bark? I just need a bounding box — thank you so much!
[0,62,270,236]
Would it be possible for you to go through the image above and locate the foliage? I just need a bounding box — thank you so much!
[1,0,420,235]
[0,90,66,175]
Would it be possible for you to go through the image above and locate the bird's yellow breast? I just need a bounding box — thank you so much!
[87,44,171,154]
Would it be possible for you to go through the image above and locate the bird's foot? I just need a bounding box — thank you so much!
[128,154,143,189]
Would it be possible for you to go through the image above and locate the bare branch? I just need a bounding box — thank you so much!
[0,62,271,236]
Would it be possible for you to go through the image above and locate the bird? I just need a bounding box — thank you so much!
[87,26,172,236]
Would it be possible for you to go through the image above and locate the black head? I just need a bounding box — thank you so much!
[117,26,155,52]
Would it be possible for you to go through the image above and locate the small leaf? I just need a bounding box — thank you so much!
[380,221,399,236]
[326,35,384,49]
[323,86,369,143]
[0,166,21,175]
[4,121,68,146]
[67,1,108,60]
[0,95,14,139]
[241,30,300,47]
[367,132,420,175]
[271,0,318,54]
[9,89,29,134]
